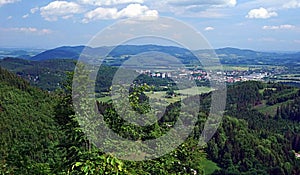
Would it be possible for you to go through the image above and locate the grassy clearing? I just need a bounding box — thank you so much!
[146,86,213,104]
[177,86,212,96]
[255,100,293,117]
[98,86,213,104]
[145,91,181,103]
[259,88,276,94]
[202,158,220,175]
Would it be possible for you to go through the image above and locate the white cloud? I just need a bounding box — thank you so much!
[7,16,12,20]
[262,24,296,30]
[78,0,144,6]
[204,26,215,31]
[62,15,74,19]
[246,7,277,19]
[22,14,29,18]
[283,0,300,9]
[40,1,83,21]
[39,29,52,35]
[30,7,39,14]
[0,0,19,7]
[166,0,237,8]
[3,27,52,35]
[193,9,227,18]
[83,3,158,22]
[147,0,236,17]
[83,7,118,21]
[118,3,158,18]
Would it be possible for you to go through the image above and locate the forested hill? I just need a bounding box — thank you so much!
[26,45,300,66]
[209,81,300,174]
[0,66,63,174]
[1,66,300,174]
[0,57,76,91]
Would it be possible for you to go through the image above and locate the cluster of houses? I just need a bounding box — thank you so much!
[137,68,271,83]
[139,70,171,79]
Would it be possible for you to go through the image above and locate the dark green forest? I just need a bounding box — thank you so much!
[1,64,300,174]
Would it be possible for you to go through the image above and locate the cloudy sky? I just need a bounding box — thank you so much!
[0,0,300,51]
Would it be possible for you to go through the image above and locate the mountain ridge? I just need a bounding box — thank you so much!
[26,45,300,66]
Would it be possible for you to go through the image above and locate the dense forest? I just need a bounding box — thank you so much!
[1,64,300,174]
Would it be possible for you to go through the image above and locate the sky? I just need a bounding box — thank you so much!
[0,0,300,51]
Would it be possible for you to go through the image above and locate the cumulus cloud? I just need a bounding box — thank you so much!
[262,24,296,30]
[78,0,144,6]
[83,7,118,20]
[246,7,277,19]
[283,0,300,9]
[40,1,83,21]
[0,0,19,7]
[3,27,52,35]
[204,26,215,31]
[118,3,158,18]
[82,3,158,22]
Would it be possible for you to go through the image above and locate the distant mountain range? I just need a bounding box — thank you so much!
[1,45,299,66]
[0,48,44,59]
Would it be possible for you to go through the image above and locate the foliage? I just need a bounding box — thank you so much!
[0,66,63,174]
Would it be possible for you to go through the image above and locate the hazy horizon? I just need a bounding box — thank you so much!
[1,44,299,53]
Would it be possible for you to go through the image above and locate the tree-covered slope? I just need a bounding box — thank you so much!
[209,81,300,174]
[0,67,63,174]
[0,58,76,91]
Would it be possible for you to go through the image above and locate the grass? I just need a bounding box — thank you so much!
[97,96,112,103]
[145,91,181,103]
[255,100,293,117]
[202,158,220,175]
[146,86,213,104]
[259,88,276,94]
[98,86,213,104]
[177,86,212,96]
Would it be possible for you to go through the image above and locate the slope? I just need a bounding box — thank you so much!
[0,67,63,174]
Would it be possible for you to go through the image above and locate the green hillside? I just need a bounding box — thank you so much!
[1,65,300,174]
[0,58,76,91]
[0,67,63,174]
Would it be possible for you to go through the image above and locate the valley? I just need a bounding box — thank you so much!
[0,45,300,174]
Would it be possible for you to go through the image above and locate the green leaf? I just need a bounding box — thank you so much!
[75,162,83,167]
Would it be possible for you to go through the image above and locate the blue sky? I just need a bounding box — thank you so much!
[0,0,300,51]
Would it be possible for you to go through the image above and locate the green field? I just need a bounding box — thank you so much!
[177,86,212,95]
[146,86,213,104]
[98,86,213,104]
